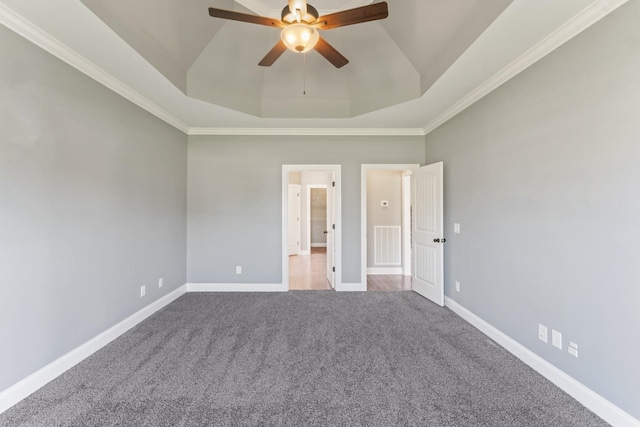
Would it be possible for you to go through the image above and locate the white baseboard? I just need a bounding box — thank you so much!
[367,267,403,275]
[300,250,310,256]
[336,282,366,292]
[0,285,187,414]
[186,283,288,292]
[444,297,640,427]
[310,243,327,248]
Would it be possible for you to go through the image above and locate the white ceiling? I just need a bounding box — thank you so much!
[0,0,627,134]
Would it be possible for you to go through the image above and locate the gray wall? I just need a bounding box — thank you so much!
[425,1,640,418]
[366,170,403,268]
[0,26,187,392]
[187,136,424,284]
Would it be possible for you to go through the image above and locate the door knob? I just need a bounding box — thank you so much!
[433,238,440,243]
[323,231,328,234]
[433,238,446,243]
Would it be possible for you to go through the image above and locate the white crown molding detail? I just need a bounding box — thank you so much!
[186,283,288,292]
[422,0,629,136]
[0,3,190,134]
[188,127,426,137]
[0,285,187,414]
[445,297,640,427]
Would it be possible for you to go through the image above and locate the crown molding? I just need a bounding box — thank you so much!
[422,0,628,136]
[0,2,190,134]
[187,127,426,137]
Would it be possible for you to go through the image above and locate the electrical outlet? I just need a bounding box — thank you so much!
[568,342,578,357]
[236,266,242,275]
[159,278,163,288]
[455,281,460,292]
[454,223,461,234]
[552,329,562,349]
[538,324,548,343]
[140,285,146,297]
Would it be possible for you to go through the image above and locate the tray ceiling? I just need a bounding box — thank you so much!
[0,0,626,133]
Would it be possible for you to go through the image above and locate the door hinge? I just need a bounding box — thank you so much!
[332,267,335,272]
[332,181,335,187]
[332,224,335,230]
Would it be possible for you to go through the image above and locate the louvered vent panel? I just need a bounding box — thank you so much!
[374,226,401,266]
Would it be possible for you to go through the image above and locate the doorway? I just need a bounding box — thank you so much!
[361,164,420,291]
[283,165,341,290]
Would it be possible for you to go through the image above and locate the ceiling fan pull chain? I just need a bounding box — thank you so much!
[303,52,307,95]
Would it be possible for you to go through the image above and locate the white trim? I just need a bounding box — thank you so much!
[444,297,640,427]
[311,243,327,248]
[283,165,342,291]
[422,0,629,135]
[361,164,420,290]
[186,283,287,292]
[0,3,190,134]
[188,127,426,136]
[335,282,366,292]
[401,172,412,276]
[367,267,403,275]
[0,285,187,414]
[299,250,310,256]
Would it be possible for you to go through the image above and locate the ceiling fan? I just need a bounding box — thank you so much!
[208,1,389,68]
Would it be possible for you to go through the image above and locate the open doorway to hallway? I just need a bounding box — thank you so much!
[283,166,341,291]
[361,164,420,291]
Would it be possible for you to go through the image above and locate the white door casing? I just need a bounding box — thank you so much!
[326,173,335,288]
[288,184,301,256]
[411,162,444,306]
[360,164,420,288]
[402,171,412,276]
[282,165,341,290]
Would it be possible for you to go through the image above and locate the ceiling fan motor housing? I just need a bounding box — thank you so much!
[281,4,319,24]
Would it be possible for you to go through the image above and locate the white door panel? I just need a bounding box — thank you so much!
[412,162,444,306]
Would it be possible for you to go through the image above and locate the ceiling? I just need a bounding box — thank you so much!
[0,0,626,134]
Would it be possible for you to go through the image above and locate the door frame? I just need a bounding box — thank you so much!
[402,171,412,276]
[283,165,342,290]
[360,164,420,289]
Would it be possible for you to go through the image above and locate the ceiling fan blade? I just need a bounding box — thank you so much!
[314,37,349,68]
[208,8,284,28]
[259,40,288,66]
[316,2,388,30]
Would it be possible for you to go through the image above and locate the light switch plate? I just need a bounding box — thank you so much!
[552,329,562,349]
[538,324,548,343]
[454,223,461,234]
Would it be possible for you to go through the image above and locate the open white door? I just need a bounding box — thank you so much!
[288,184,301,256]
[326,174,335,288]
[411,162,444,306]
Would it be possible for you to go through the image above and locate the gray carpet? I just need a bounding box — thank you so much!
[1,292,607,426]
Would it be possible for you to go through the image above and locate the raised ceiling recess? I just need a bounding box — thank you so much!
[79,0,512,118]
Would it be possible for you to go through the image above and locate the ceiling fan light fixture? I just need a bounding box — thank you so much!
[281,24,319,53]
